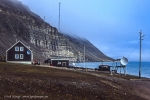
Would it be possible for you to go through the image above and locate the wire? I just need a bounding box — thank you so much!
[127,42,139,58]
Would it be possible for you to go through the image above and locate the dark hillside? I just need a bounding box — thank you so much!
[0,0,113,62]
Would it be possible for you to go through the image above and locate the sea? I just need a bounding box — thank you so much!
[73,62,150,78]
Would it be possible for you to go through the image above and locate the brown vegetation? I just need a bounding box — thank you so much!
[0,62,149,100]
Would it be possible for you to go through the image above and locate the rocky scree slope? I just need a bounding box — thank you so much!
[0,0,113,62]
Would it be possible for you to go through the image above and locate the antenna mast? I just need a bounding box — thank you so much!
[58,2,61,32]
[57,2,61,64]
[43,16,45,32]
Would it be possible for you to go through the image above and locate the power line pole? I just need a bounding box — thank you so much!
[139,30,144,79]
[83,45,86,72]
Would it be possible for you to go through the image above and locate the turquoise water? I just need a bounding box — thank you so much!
[74,62,150,78]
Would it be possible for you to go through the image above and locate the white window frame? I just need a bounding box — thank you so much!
[15,46,19,51]
[20,54,24,59]
[15,54,19,59]
[20,47,24,51]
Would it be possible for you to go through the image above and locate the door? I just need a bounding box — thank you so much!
[62,62,66,67]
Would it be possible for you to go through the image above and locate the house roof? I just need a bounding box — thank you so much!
[6,40,32,53]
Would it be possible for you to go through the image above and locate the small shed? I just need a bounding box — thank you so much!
[6,40,33,64]
[49,59,69,67]
[99,65,110,71]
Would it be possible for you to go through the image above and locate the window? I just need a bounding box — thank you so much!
[20,54,24,59]
[15,54,19,59]
[58,62,61,64]
[15,46,19,51]
[20,47,24,51]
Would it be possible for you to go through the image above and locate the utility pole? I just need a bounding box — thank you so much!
[43,16,47,59]
[139,30,144,79]
[83,45,86,72]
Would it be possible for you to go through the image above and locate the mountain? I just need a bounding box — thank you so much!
[0,0,114,62]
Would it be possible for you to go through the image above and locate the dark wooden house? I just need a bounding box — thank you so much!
[6,41,33,64]
[48,59,69,67]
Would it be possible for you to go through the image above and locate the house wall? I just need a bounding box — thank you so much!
[7,42,31,61]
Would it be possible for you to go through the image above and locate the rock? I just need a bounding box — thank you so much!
[0,0,113,62]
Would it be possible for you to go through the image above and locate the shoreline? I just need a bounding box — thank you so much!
[69,62,150,78]
[40,64,150,80]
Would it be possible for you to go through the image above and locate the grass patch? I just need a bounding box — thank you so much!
[0,62,144,100]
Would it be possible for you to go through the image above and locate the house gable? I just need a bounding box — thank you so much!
[6,41,32,63]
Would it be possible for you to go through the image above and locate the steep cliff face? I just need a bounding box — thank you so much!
[0,0,113,62]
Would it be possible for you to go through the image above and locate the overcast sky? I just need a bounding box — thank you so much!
[19,0,150,61]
